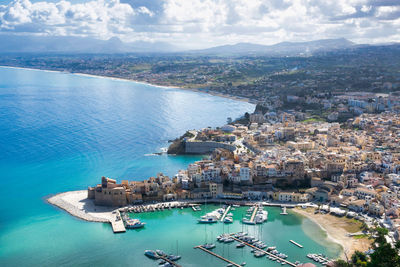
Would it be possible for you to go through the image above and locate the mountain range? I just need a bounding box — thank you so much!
[189,38,356,56]
[0,35,392,56]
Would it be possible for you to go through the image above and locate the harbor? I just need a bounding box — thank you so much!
[49,191,342,266]
[132,203,341,266]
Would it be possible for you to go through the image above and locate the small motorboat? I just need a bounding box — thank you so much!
[202,243,216,249]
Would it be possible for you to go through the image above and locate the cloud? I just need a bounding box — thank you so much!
[0,0,399,48]
[0,0,152,38]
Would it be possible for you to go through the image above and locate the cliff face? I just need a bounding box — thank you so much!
[167,139,186,154]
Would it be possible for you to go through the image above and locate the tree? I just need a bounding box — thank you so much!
[337,227,400,267]
[351,251,367,267]
[368,227,400,267]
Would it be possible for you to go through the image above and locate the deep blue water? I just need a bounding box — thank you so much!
[0,67,255,266]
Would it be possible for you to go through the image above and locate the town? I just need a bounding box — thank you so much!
[88,103,400,247]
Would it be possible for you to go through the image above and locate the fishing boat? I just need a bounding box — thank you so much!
[125,219,146,229]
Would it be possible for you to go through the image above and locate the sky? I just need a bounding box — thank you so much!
[0,0,399,49]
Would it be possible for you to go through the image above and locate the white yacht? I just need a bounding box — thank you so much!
[198,216,217,224]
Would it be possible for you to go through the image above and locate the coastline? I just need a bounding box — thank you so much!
[292,207,372,260]
[0,65,254,104]
[47,190,113,223]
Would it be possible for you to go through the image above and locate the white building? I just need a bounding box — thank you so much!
[240,165,252,183]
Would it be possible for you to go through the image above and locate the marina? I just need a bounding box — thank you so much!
[228,233,298,267]
[124,204,341,266]
[194,245,242,267]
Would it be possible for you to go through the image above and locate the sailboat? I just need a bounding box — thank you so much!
[201,222,216,249]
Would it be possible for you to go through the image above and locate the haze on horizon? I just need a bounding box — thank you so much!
[0,0,399,50]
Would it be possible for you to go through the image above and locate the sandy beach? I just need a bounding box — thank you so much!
[292,207,372,259]
[0,65,254,104]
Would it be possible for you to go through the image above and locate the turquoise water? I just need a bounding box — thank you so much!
[130,205,342,267]
[0,67,340,266]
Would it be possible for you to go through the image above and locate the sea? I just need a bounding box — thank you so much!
[0,66,341,266]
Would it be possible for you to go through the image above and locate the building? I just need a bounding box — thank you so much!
[89,177,128,206]
[209,182,223,198]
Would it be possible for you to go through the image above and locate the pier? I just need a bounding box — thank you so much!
[194,245,242,267]
[220,205,232,222]
[110,211,126,233]
[158,256,182,267]
[289,240,303,248]
[249,205,259,223]
[229,234,297,267]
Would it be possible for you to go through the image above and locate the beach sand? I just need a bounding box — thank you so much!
[293,207,372,260]
[47,190,114,223]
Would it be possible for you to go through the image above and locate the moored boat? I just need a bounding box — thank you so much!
[198,217,217,223]
[125,218,146,229]
[202,243,216,249]
[144,250,159,259]
[224,217,233,224]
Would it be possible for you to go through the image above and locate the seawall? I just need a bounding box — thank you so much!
[184,141,235,154]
